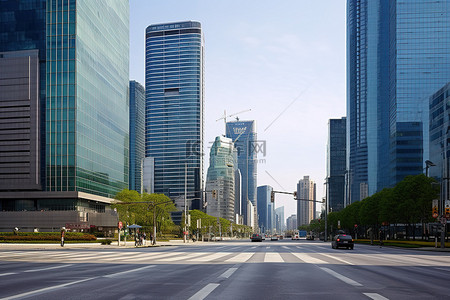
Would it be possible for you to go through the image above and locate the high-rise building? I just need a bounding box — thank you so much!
[205,136,235,222]
[286,214,297,231]
[142,157,155,194]
[0,0,129,232]
[226,120,257,226]
[429,83,450,188]
[327,118,346,212]
[257,185,273,233]
[347,1,450,201]
[275,206,285,233]
[129,80,145,194]
[145,21,204,210]
[297,176,316,227]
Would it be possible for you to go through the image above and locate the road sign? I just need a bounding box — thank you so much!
[433,212,439,218]
[118,221,123,229]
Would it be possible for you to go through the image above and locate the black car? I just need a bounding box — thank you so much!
[251,233,263,242]
[331,234,354,249]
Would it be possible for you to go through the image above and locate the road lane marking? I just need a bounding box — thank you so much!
[363,293,389,300]
[190,252,232,262]
[219,267,238,278]
[103,265,155,278]
[188,283,220,300]
[318,253,354,265]
[320,267,362,287]
[24,264,74,273]
[225,252,254,263]
[0,277,96,300]
[291,253,327,264]
[159,252,207,262]
[264,253,284,263]
[0,273,16,277]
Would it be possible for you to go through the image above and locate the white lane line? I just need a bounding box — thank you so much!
[188,283,220,300]
[190,252,232,262]
[363,293,389,300]
[225,252,254,263]
[0,277,95,300]
[0,273,16,277]
[219,267,238,278]
[264,253,284,263]
[266,247,270,249]
[319,253,354,265]
[282,246,291,249]
[320,267,362,287]
[24,264,74,273]
[103,265,155,278]
[291,253,327,264]
[251,246,257,249]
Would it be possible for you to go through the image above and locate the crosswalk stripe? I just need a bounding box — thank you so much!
[225,252,254,263]
[318,253,354,265]
[190,252,232,262]
[159,252,207,262]
[264,253,284,263]
[291,252,327,264]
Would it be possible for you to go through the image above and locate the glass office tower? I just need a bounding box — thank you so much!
[226,120,257,226]
[145,21,204,210]
[0,0,129,231]
[327,118,346,212]
[257,185,272,233]
[347,0,450,200]
[129,81,145,194]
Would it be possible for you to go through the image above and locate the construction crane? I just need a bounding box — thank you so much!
[216,109,251,135]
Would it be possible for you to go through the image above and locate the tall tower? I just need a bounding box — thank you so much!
[0,0,129,231]
[347,0,450,199]
[297,176,316,227]
[327,118,346,212]
[129,80,145,194]
[257,185,273,233]
[226,120,257,226]
[145,21,204,210]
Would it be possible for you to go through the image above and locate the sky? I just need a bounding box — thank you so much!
[129,0,347,220]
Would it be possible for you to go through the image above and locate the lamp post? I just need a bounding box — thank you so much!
[425,160,436,177]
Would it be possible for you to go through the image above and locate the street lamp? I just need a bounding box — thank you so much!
[425,160,436,177]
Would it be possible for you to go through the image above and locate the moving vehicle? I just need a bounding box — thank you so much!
[270,235,279,241]
[331,233,354,249]
[251,233,263,242]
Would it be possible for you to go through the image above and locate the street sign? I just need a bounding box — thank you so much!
[118,221,123,229]
[433,212,439,218]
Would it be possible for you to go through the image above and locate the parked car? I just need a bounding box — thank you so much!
[331,233,354,249]
[251,233,263,242]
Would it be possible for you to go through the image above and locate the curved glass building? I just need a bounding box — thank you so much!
[145,21,204,209]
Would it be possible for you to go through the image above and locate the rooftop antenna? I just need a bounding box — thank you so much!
[216,109,251,135]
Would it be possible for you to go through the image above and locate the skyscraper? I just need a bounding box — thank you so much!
[145,21,204,210]
[226,120,257,226]
[257,185,273,233]
[275,206,285,233]
[0,0,129,232]
[205,136,235,222]
[327,118,346,212]
[297,176,316,227]
[129,80,145,194]
[347,0,450,200]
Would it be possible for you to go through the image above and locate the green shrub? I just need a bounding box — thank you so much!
[0,232,96,241]
[101,239,112,245]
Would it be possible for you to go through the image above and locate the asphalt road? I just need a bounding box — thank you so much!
[0,239,449,299]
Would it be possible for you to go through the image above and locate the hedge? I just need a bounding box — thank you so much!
[0,232,96,241]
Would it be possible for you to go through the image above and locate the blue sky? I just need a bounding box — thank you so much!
[130,0,347,219]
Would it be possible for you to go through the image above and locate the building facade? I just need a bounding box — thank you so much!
[205,136,235,222]
[327,118,346,212]
[145,21,204,210]
[226,120,257,226]
[286,214,297,231]
[0,0,129,232]
[275,206,284,233]
[347,0,450,201]
[129,80,145,194]
[297,176,316,227]
[257,185,273,233]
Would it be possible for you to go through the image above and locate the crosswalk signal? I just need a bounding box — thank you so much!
[271,191,275,202]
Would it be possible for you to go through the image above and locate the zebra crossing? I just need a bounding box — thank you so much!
[0,249,334,265]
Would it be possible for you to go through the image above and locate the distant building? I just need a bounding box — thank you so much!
[129,81,145,194]
[145,21,204,210]
[275,206,285,233]
[142,157,155,194]
[297,176,316,227]
[327,118,346,212]
[205,136,235,222]
[257,185,273,233]
[286,214,297,231]
[226,120,257,226]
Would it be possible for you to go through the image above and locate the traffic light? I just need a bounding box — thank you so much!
[212,190,217,199]
[432,205,438,215]
[271,191,275,202]
[445,205,450,217]
[293,191,297,199]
